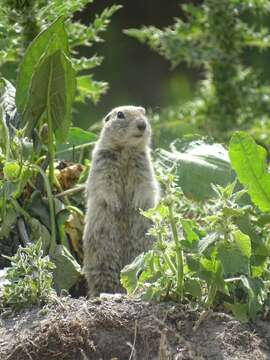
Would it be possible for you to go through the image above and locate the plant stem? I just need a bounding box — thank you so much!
[55,141,95,155]
[55,184,85,199]
[31,165,57,253]
[47,58,55,191]
[45,57,57,251]
[206,283,217,309]
[168,204,184,300]
[157,233,177,275]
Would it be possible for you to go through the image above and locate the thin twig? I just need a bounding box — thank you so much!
[55,184,85,198]
[17,217,31,246]
[128,319,138,360]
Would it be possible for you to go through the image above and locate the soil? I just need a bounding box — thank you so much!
[1,295,270,360]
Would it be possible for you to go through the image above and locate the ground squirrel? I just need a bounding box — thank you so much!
[83,105,159,296]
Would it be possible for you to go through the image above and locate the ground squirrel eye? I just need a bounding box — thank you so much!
[117,111,125,119]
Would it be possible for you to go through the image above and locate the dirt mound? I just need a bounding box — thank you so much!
[0,296,270,360]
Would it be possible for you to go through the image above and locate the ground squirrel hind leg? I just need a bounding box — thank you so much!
[83,243,123,296]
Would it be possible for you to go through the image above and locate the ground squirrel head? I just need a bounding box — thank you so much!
[100,105,151,149]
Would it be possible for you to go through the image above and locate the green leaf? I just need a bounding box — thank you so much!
[0,205,17,238]
[120,253,145,294]
[217,242,249,276]
[198,232,220,254]
[184,278,202,299]
[181,219,199,244]
[232,230,251,258]
[229,131,270,212]
[21,49,76,142]
[225,303,248,323]
[27,218,51,254]
[66,127,97,145]
[56,127,96,161]
[16,17,68,113]
[76,75,108,104]
[50,244,81,292]
[27,191,51,230]
[156,138,235,199]
[240,275,264,319]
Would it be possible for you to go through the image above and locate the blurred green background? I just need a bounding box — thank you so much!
[74,0,270,147]
[74,1,202,130]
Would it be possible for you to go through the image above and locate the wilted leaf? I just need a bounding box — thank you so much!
[65,212,84,260]
[55,163,83,190]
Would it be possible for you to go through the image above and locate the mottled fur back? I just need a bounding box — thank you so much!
[83,106,159,296]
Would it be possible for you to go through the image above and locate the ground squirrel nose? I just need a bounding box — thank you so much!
[137,120,146,131]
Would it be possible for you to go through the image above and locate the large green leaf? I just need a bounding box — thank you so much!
[155,138,235,199]
[21,49,76,142]
[229,131,270,212]
[16,17,68,113]
[56,127,97,161]
[50,244,81,292]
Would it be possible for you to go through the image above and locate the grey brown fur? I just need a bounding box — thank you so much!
[83,106,159,296]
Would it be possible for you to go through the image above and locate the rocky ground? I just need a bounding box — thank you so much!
[0,295,270,360]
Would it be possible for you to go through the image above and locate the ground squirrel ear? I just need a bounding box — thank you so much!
[103,113,111,123]
[138,106,146,115]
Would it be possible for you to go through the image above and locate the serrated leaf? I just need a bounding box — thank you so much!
[181,219,199,243]
[229,131,270,212]
[217,242,249,276]
[76,75,108,104]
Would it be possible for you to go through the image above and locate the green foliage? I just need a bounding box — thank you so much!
[229,131,270,212]
[0,11,103,296]
[155,137,235,199]
[125,0,270,139]
[0,240,55,310]
[121,170,270,321]
[0,0,121,105]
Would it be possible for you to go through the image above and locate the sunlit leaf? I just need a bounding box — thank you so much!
[229,131,270,212]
